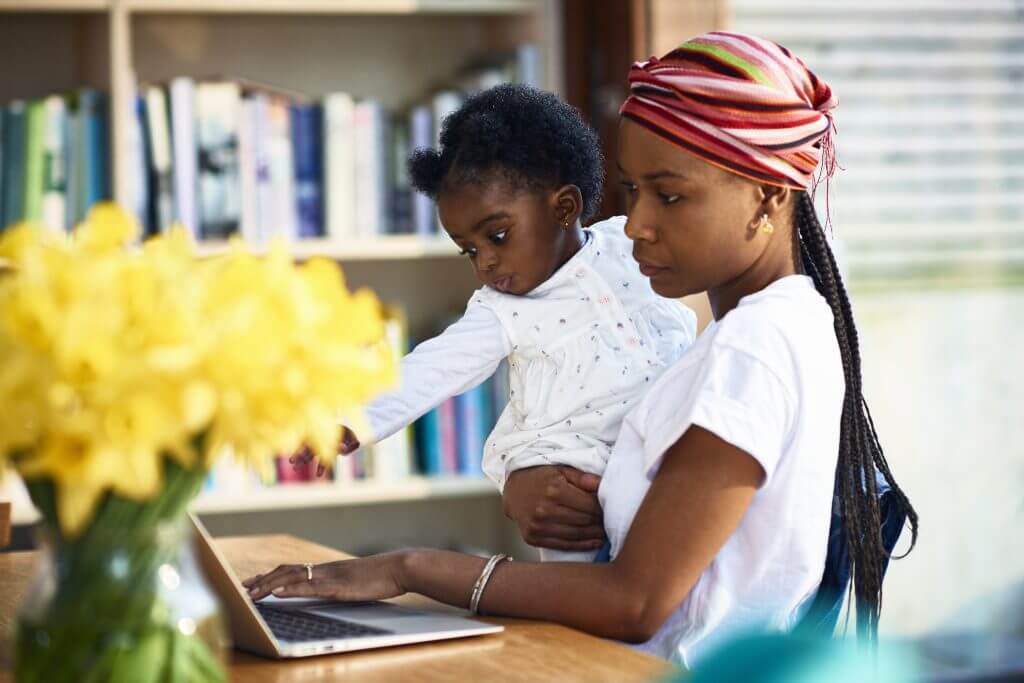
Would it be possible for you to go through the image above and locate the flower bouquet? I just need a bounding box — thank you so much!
[0,205,395,681]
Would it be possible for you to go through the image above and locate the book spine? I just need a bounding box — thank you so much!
[40,96,68,233]
[169,77,198,237]
[415,408,443,476]
[22,99,45,223]
[290,103,324,238]
[2,102,26,227]
[196,82,242,240]
[324,93,356,242]
[87,91,110,207]
[408,105,436,236]
[251,94,274,244]
[266,97,296,240]
[237,97,259,243]
[353,100,384,237]
[439,397,458,475]
[144,86,175,233]
[129,92,151,234]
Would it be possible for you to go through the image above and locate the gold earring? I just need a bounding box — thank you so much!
[757,213,775,235]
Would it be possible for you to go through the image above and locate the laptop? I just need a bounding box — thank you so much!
[190,514,503,658]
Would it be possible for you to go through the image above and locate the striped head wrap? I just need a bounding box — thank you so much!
[620,31,838,192]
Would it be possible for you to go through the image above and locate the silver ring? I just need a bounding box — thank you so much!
[304,563,313,581]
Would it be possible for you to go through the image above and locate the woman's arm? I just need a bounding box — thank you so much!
[247,425,764,642]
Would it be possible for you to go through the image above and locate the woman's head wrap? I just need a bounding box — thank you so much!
[620,31,838,193]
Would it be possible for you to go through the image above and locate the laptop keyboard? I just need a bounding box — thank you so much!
[256,603,394,642]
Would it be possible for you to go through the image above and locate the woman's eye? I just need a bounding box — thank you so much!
[620,181,638,194]
[489,230,508,245]
[459,246,477,257]
[658,193,681,205]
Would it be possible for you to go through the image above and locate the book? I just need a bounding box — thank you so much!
[290,103,324,238]
[0,108,5,226]
[169,77,199,236]
[431,90,463,147]
[144,85,175,233]
[455,381,494,478]
[265,95,296,240]
[128,91,151,234]
[408,105,436,236]
[250,93,275,244]
[237,97,259,244]
[353,99,387,237]
[1,102,25,228]
[41,95,68,233]
[515,43,543,88]
[415,407,444,476]
[372,310,414,481]
[323,92,356,242]
[195,81,242,239]
[390,117,411,235]
[22,99,45,223]
[79,89,110,216]
[438,397,458,475]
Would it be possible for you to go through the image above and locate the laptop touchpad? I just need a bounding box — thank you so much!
[307,602,429,623]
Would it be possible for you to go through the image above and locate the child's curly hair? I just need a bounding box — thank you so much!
[409,84,605,222]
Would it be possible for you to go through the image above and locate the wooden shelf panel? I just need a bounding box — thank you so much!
[10,476,496,524]
[194,235,462,261]
[0,0,109,10]
[194,476,497,514]
[124,0,540,14]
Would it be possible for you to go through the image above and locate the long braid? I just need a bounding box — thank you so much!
[794,192,919,640]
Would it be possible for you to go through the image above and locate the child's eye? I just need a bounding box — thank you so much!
[620,181,638,194]
[658,193,681,205]
[459,246,478,258]
[489,230,508,245]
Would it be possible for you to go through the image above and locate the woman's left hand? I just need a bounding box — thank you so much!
[243,553,407,602]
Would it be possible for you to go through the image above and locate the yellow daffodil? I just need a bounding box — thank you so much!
[0,204,395,536]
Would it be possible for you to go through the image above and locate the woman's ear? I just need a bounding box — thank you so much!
[552,184,584,227]
[758,184,791,220]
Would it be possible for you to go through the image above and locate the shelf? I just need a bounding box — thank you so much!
[0,0,109,10]
[9,476,497,524]
[193,476,497,514]
[124,0,540,14]
[194,235,462,261]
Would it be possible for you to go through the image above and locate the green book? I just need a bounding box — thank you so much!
[23,99,46,223]
[2,101,26,228]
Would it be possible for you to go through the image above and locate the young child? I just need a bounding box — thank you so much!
[321,84,696,561]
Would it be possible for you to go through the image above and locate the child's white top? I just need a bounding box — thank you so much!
[357,216,697,488]
[598,275,844,668]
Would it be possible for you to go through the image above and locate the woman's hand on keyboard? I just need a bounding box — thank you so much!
[244,554,404,602]
[502,466,606,551]
[288,427,361,477]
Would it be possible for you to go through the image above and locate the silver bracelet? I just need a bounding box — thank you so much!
[469,554,511,615]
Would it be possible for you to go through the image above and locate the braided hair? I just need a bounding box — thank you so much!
[794,192,919,639]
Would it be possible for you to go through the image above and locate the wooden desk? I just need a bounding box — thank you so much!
[0,534,673,682]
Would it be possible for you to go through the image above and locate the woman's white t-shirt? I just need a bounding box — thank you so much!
[598,275,845,668]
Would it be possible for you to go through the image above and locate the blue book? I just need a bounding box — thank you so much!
[415,408,444,476]
[455,384,488,478]
[409,105,436,236]
[290,103,324,238]
[79,90,110,218]
[0,107,5,227]
[3,102,26,228]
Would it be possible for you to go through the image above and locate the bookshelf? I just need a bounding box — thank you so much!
[0,0,558,559]
[10,476,496,524]
[195,235,461,261]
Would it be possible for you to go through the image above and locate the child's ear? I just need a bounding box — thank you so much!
[552,184,584,227]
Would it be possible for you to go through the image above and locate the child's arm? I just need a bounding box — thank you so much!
[358,302,510,445]
[294,300,510,472]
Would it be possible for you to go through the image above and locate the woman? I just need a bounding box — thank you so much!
[245,32,918,667]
